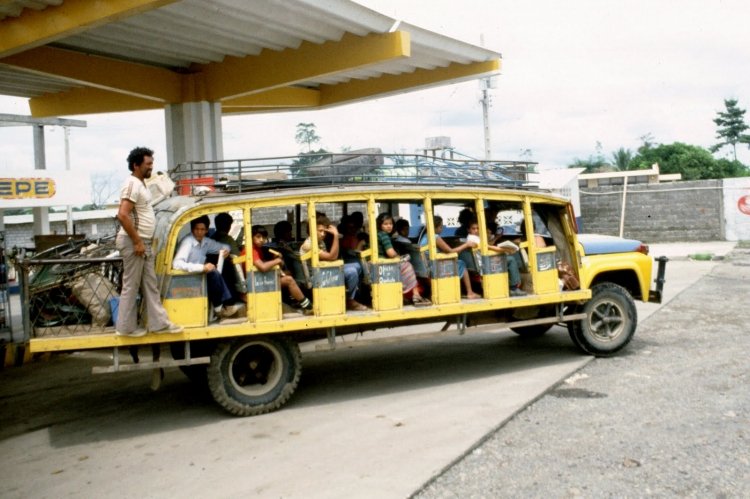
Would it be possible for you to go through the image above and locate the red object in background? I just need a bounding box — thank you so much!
[175,176,215,195]
[738,195,750,216]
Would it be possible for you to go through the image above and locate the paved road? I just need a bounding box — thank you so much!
[416,245,750,498]
[0,243,737,498]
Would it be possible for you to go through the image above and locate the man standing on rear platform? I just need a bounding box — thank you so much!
[115,147,183,337]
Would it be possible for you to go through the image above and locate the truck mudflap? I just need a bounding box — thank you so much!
[649,256,669,304]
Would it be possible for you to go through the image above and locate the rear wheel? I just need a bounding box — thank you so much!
[567,283,637,356]
[207,336,301,416]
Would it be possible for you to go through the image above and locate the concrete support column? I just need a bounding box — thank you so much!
[32,124,50,236]
[164,101,224,169]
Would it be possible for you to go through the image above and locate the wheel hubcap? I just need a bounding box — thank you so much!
[229,342,283,397]
[589,301,625,341]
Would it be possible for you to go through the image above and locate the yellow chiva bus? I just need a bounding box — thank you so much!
[29,155,602,416]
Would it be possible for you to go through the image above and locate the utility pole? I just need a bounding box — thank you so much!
[480,78,492,160]
[64,126,73,234]
[479,34,496,160]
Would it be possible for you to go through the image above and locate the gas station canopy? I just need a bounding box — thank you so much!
[0,0,502,117]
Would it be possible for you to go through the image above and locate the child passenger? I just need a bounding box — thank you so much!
[300,216,368,311]
[376,213,431,306]
[250,225,313,313]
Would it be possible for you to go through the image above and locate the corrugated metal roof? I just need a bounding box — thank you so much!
[0,0,501,115]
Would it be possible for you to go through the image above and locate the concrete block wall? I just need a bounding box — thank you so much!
[579,180,723,242]
[3,217,120,251]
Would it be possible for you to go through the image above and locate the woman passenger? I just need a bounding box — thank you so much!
[376,213,431,307]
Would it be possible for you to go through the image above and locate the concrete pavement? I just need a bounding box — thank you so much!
[0,242,737,498]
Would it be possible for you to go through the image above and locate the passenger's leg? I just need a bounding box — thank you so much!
[507,254,522,288]
[206,269,233,308]
[401,261,430,305]
[140,243,172,331]
[343,262,361,299]
[458,259,480,299]
[221,257,245,302]
[115,234,143,333]
[281,275,312,310]
[507,254,526,296]
[343,262,368,310]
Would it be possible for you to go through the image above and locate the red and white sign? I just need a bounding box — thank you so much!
[738,195,750,216]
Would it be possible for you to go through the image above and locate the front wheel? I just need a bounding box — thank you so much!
[208,336,301,416]
[567,283,637,357]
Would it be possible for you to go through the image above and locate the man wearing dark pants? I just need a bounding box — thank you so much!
[173,215,240,319]
[115,147,183,337]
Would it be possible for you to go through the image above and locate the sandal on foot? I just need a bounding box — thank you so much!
[412,296,432,307]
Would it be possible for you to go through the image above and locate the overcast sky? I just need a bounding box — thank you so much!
[2,0,750,194]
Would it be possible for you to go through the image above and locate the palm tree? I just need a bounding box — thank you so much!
[611,148,633,170]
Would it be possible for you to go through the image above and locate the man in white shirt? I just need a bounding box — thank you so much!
[173,215,240,318]
[115,147,183,337]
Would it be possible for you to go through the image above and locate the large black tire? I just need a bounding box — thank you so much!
[510,323,554,338]
[567,283,637,357]
[207,336,301,416]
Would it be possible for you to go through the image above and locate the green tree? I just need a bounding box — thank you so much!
[611,148,633,170]
[295,122,321,153]
[710,98,750,161]
[629,141,749,180]
[715,158,750,178]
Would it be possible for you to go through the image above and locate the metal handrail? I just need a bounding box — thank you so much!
[169,152,539,195]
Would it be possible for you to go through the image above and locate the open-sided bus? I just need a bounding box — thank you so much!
[22,153,664,416]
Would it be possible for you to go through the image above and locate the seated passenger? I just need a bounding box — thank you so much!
[457,216,480,274]
[341,212,368,254]
[419,215,481,300]
[272,220,294,248]
[391,219,413,252]
[210,212,240,254]
[497,224,527,297]
[391,219,428,276]
[454,207,476,238]
[300,216,368,311]
[210,212,245,302]
[376,213,431,306]
[250,225,313,314]
[269,219,309,288]
[173,215,241,318]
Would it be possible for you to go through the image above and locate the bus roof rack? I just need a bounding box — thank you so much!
[169,151,538,196]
